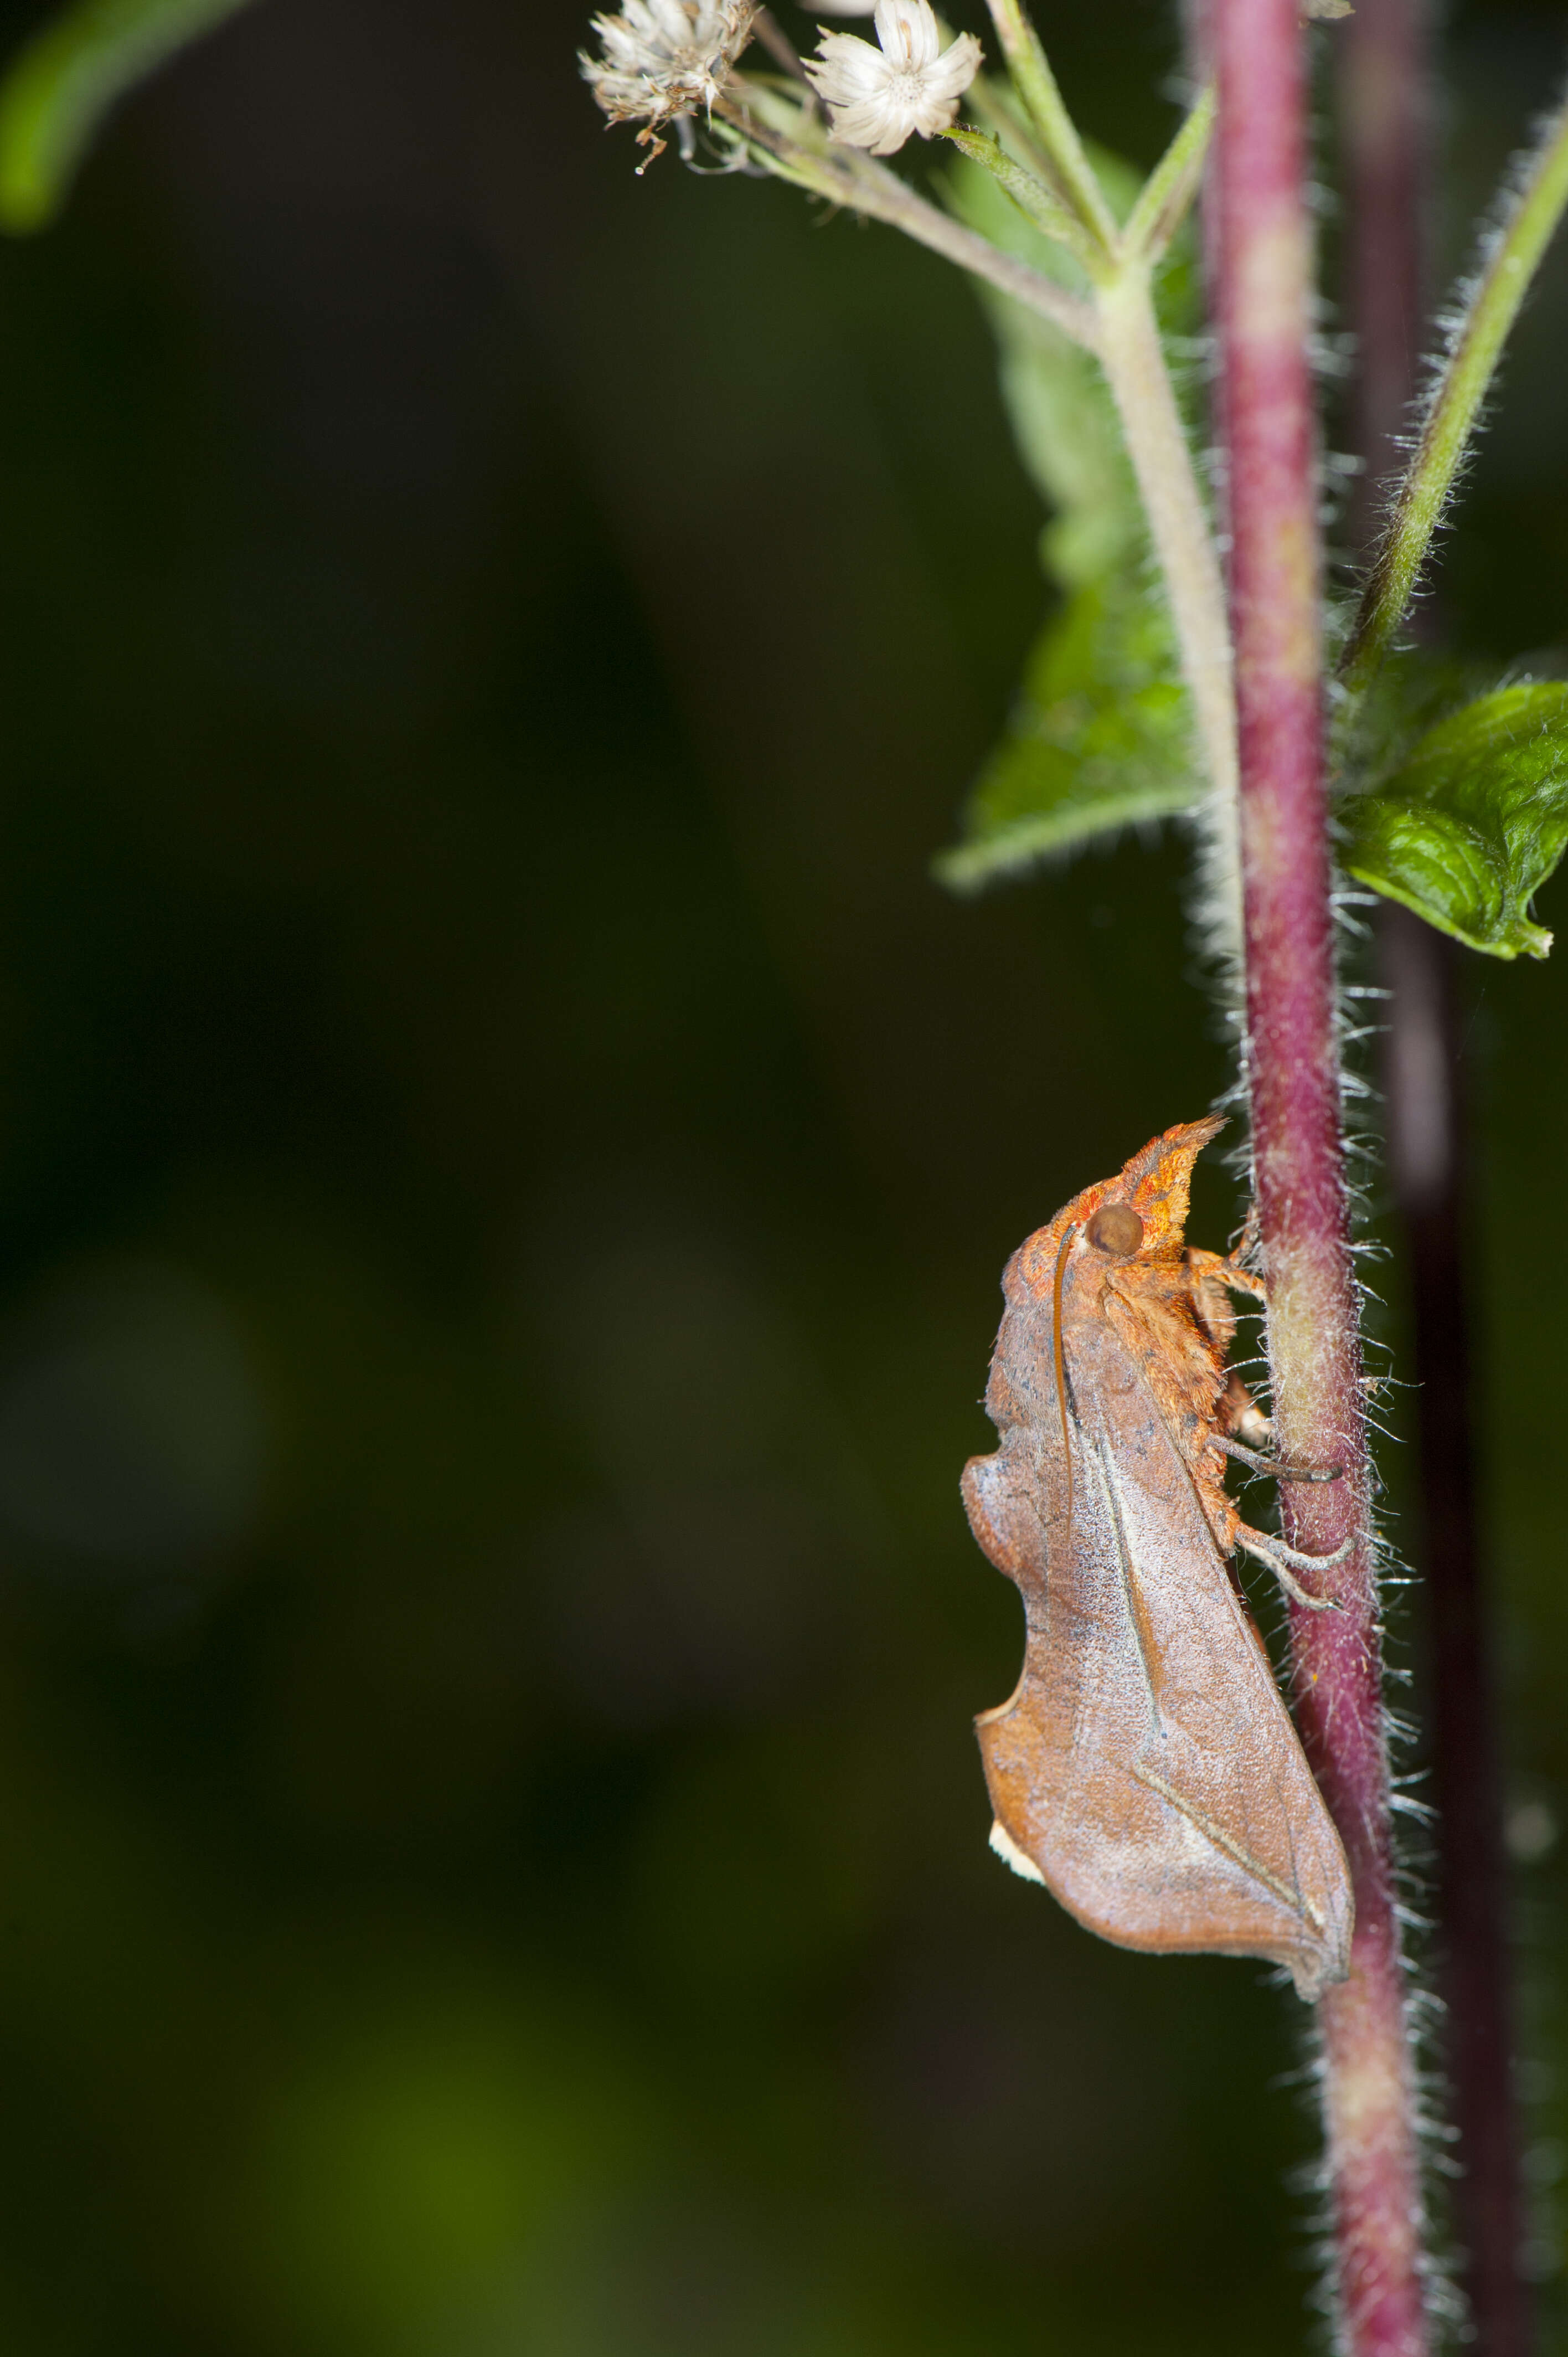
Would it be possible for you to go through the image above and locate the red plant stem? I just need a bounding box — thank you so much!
[1340,0,1532,2343]
[1210,4,1430,2352]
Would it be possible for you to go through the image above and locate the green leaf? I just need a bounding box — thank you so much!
[933,574,1198,891]
[1339,681,1568,958]
[0,0,257,233]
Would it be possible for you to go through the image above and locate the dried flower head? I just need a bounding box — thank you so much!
[805,0,982,156]
[581,0,761,163]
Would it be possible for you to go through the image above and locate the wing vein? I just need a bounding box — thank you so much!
[1129,1761,1324,1932]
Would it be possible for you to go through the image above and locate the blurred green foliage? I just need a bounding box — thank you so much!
[0,0,1560,2352]
[0,0,255,230]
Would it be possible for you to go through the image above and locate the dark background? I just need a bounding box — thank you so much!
[0,0,1563,2348]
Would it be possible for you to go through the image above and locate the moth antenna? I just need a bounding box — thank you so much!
[1052,1220,1079,1557]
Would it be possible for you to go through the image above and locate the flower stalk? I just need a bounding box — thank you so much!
[1210,0,1429,2349]
[717,96,1097,344]
[979,0,1118,244]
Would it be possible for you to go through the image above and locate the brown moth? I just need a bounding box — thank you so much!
[962,1119,1354,2001]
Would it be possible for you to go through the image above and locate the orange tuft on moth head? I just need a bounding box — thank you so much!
[1008,1118,1225,1302]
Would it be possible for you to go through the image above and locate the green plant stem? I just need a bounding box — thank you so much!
[979,0,1119,249]
[726,100,1098,348]
[1122,84,1215,264]
[1340,80,1568,701]
[1095,270,1239,919]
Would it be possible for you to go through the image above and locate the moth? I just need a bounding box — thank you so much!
[962,1118,1354,2001]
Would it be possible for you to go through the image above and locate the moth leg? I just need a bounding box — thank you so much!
[1217,1373,1274,1452]
[1190,1243,1267,1304]
[1185,1250,1248,1373]
[1236,1524,1353,1612]
[1209,1435,1344,1484]
[1261,1556,1343,1613]
[1229,1202,1262,1268]
[1238,1524,1355,1574]
[1184,1258,1270,1439]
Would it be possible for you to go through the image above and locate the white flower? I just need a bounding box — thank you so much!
[805,0,982,156]
[580,0,760,162]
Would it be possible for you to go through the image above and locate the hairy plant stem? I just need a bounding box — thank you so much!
[1340,0,1531,2342]
[979,0,1118,245]
[1340,80,1568,702]
[1210,2,1429,2350]
[723,98,1098,347]
[1094,272,1239,934]
[1122,83,1215,265]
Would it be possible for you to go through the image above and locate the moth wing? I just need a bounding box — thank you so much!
[977,1323,1352,2001]
[961,1438,1050,1596]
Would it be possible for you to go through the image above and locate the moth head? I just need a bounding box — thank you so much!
[1115,1115,1226,1255]
[1008,1117,1224,1302]
[1085,1201,1144,1257]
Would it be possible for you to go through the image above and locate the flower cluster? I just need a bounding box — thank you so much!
[580,0,760,163]
[805,0,982,157]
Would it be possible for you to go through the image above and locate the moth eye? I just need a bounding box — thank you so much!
[1087,1202,1144,1256]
